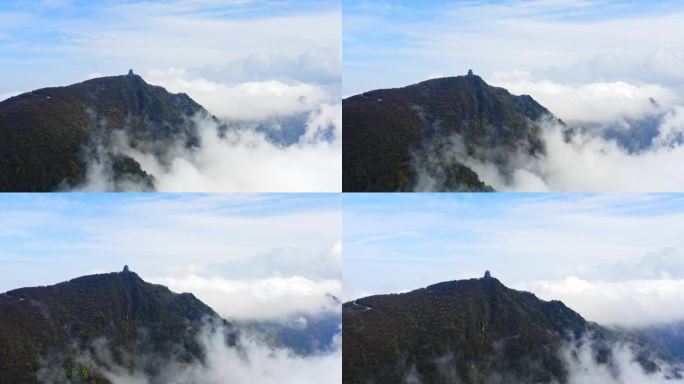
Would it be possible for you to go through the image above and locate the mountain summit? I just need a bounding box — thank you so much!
[0,73,209,191]
[342,274,675,384]
[0,269,231,383]
[342,72,558,192]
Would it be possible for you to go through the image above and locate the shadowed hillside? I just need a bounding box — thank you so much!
[0,71,211,191]
[0,268,233,383]
[342,273,677,384]
[342,72,559,192]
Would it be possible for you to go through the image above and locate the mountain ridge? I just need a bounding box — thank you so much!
[0,71,212,192]
[0,268,232,384]
[0,268,342,383]
[342,274,677,384]
[342,73,560,192]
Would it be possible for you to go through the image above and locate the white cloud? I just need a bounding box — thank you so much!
[40,325,341,384]
[68,67,342,192]
[533,49,684,93]
[645,49,684,85]
[82,203,339,270]
[201,46,341,85]
[0,194,341,299]
[467,120,684,192]
[561,336,682,384]
[344,1,684,96]
[84,109,341,192]
[151,274,341,320]
[654,105,684,146]
[488,71,680,122]
[1,0,340,100]
[60,6,341,79]
[345,193,684,330]
[2,194,342,383]
[330,240,342,269]
[518,277,684,327]
[172,330,341,384]
[146,68,334,120]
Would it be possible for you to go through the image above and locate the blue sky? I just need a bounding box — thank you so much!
[0,193,341,320]
[0,0,343,193]
[343,0,684,96]
[343,193,684,325]
[0,0,340,98]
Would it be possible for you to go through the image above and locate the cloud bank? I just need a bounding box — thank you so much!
[459,122,684,192]
[397,333,682,384]
[146,68,336,121]
[0,0,341,95]
[343,0,684,97]
[1,1,342,193]
[518,277,684,327]
[489,71,680,122]
[39,324,341,384]
[411,72,684,192]
[516,246,684,327]
[560,336,682,384]
[343,194,684,330]
[0,194,342,326]
[153,275,341,320]
[72,72,342,192]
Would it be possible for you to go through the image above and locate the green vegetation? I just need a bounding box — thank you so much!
[342,74,554,192]
[343,276,614,384]
[0,73,206,191]
[109,153,156,191]
[0,270,231,383]
[342,274,682,383]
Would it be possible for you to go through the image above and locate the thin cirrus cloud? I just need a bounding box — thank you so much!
[343,193,684,327]
[0,0,340,97]
[343,0,684,96]
[0,193,341,321]
[0,0,342,192]
[341,0,684,192]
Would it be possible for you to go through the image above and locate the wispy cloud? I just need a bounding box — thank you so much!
[343,194,684,325]
[343,0,684,96]
[0,194,341,320]
[1,0,342,193]
[0,0,340,95]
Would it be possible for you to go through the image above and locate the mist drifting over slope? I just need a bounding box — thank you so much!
[70,68,341,192]
[460,72,684,192]
[410,72,684,192]
[397,336,684,384]
[0,0,342,192]
[37,320,341,384]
